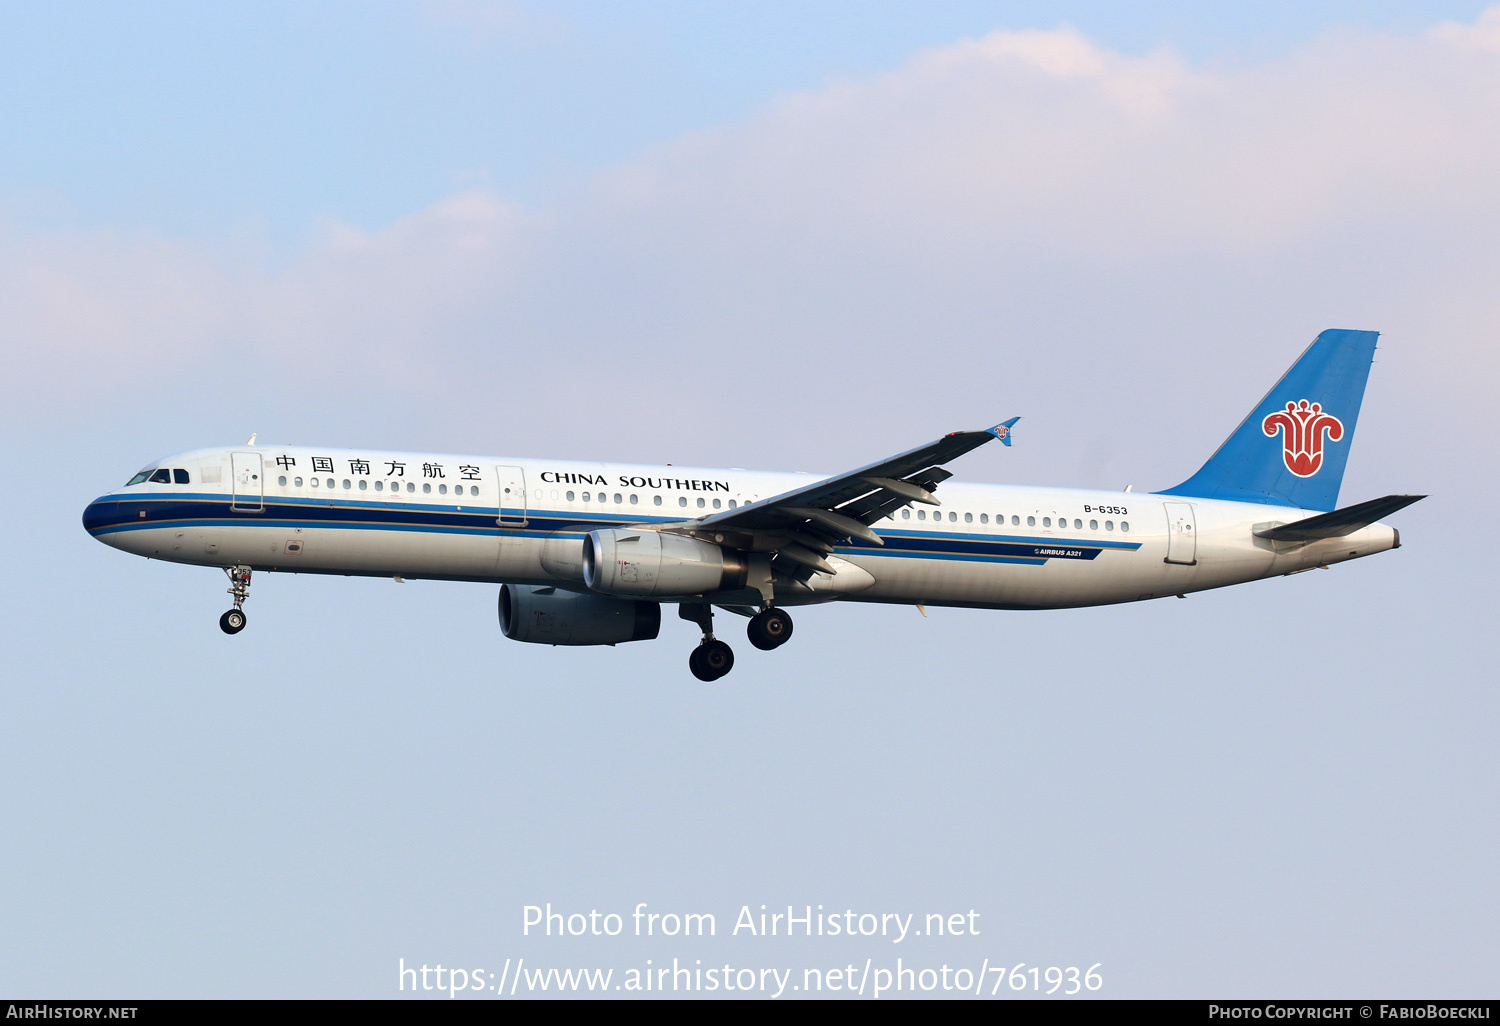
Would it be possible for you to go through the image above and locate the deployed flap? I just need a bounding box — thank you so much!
[1253,494,1425,541]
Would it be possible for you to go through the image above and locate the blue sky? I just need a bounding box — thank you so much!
[1,1,1488,239]
[2,1,1497,999]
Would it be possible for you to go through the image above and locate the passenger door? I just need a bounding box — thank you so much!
[1163,501,1197,565]
[231,452,264,512]
[495,465,527,527]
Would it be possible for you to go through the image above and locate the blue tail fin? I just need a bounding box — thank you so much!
[1158,329,1378,511]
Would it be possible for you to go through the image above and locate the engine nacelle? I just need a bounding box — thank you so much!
[498,584,660,646]
[582,529,747,597]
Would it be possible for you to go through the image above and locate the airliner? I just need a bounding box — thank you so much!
[83,330,1421,680]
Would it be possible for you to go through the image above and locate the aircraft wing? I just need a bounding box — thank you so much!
[678,420,1017,578]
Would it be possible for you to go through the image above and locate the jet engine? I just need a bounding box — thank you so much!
[582,529,747,597]
[498,584,660,646]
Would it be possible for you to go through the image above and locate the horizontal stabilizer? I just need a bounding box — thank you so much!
[1253,494,1425,541]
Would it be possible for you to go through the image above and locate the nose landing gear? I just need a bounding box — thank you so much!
[219,565,251,635]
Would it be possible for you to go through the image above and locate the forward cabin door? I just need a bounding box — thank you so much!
[1163,501,1197,565]
[230,452,264,512]
[495,465,527,527]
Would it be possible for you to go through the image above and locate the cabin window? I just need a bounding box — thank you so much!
[294,477,303,487]
[1121,521,1130,532]
[728,499,737,508]
[439,484,448,494]
[342,479,352,490]
[374,480,384,491]
[1105,521,1114,531]
[917,509,926,520]
[469,486,478,496]
[964,512,973,523]
[278,476,288,486]
[697,497,706,508]
[149,469,171,484]
[567,491,575,501]
[629,494,638,505]
[712,498,721,509]
[1043,517,1051,527]
[1089,519,1098,530]
[980,513,988,524]
[358,479,368,490]
[1011,515,1020,526]
[679,496,687,507]
[614,493,623,504]
[406,482,414,493]
[1074,519,1082,529]
[1027,516,1036,527]
[654,495,663,506]
[947,512,955,522]
[902,508,911,519]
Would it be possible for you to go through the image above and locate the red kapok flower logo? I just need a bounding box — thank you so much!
[1262,400,1344,477]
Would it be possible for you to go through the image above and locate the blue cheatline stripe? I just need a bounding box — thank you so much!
[871,527,1140,550]
[859,551,1046,566]
[85,496,1142,566]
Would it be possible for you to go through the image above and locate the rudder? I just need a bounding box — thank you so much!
[1158,329,1378,510]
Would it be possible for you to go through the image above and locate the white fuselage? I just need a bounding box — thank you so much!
[83,446,1399,610]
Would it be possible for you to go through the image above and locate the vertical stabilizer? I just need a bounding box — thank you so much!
[1158,329,1378,510]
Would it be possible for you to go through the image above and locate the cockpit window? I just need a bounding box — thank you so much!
[149,469,171,484]
[125,470,153,486]
[173,469,190,484]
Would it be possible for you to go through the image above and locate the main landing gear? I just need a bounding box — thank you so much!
[747,607,793,651]
[680,603,732,681]
[689,638,734,682]
[680,603,794,680]
[219,565,251,635]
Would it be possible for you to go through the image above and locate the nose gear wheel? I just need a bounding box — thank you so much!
[220,565,252,635]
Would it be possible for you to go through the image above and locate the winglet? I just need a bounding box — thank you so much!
[986,417,1020,447]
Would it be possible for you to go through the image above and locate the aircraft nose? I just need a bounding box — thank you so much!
[82,496,119,536]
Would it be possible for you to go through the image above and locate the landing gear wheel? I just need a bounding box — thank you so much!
[689,639,735,681]
[220,566,251,635]
[747,607,793,650]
